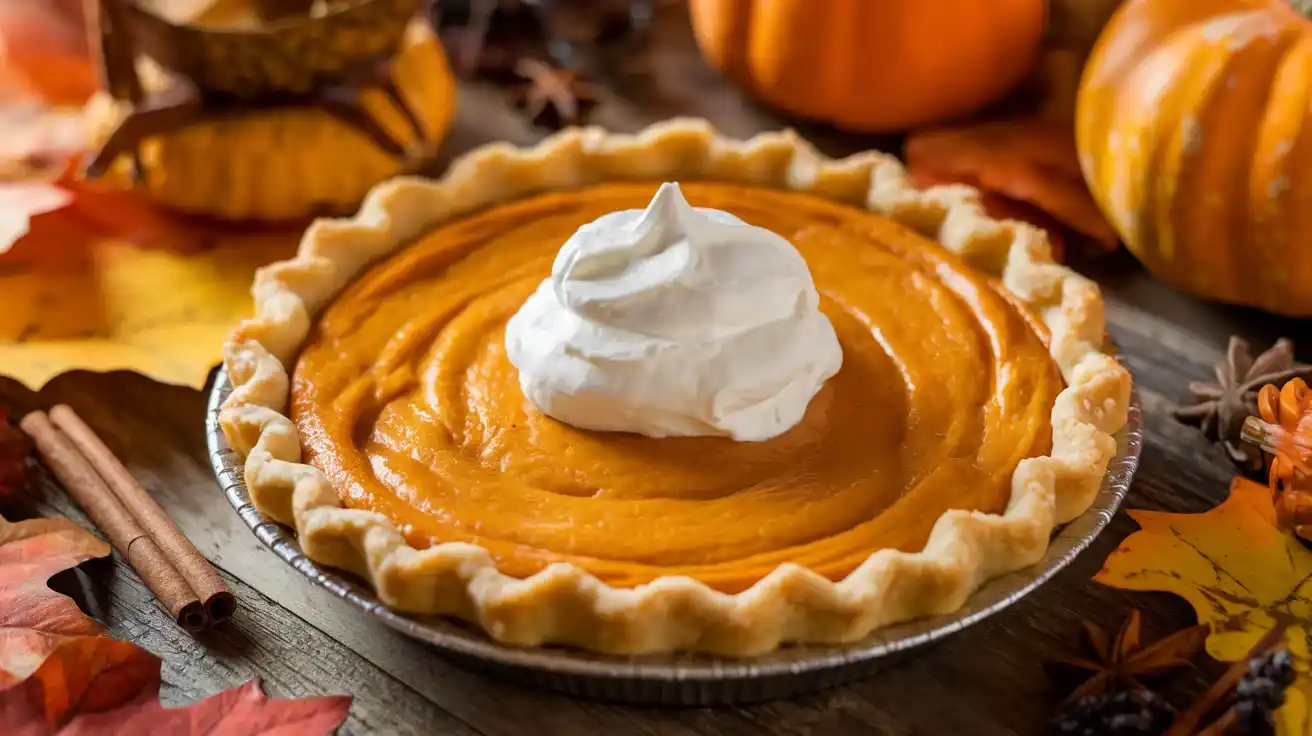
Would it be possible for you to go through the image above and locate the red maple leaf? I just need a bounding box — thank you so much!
[0,635,159,730]
[0,515,351,733]
[61,679,352,735]
[2,643,351,735]
[0,516,107,637]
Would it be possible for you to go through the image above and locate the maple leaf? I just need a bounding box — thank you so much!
[0,217,299,389]
[2,639,349,735]
[0,514,153,730]
[0,635,160,730]
[61,679,352,735]
[905,120,1120,251]
[0,514,349,732]
[0,516,109,639]
[1097,477,1312,735]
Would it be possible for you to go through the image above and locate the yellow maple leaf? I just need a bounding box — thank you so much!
[0,221,297,390]
[1097,477,1312,735]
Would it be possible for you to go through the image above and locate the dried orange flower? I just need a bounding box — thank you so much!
[1242,377,1312,540]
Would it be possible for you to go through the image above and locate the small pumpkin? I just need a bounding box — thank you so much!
[687,0,1047,132]
[1077,0,1312,316]
[82,20,455,221]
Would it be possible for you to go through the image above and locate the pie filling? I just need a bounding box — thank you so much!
[291,182,1063,593]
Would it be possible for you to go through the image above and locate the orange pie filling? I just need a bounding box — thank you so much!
[291,183,1064,593]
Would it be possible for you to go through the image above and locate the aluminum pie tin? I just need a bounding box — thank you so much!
[207,368,1142,705]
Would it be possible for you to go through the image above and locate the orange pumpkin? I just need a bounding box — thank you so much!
[687,0,1047,132]
[1078,0,1312,316]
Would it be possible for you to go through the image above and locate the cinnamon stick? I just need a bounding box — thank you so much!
[20,410,208,632]
[49,405,235,625]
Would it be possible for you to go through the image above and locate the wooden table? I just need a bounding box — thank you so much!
[5,9,1311,735]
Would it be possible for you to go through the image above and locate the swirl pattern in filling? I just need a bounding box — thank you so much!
[291,182,1063,593]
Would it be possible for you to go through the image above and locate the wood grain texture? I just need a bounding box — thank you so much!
[4,6,1312,735]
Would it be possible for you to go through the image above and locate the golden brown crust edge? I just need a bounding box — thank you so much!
[219,118,1131,656]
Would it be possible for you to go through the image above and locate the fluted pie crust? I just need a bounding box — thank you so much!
[219,119,1131,656]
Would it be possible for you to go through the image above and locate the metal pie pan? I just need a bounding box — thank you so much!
[207,368,1142,705]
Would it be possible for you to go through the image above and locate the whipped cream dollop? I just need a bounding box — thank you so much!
[504,183,842,441]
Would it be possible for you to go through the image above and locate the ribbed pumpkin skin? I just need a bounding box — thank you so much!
[688,0,1047,132]
[1077,0,1312,316]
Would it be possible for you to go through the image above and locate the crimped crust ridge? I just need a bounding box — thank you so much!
[220,118,1131,656]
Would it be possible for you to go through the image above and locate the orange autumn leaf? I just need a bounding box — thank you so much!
[1,637,349,734]
[61,679,352,735]
[0,513,348,733]
[1097,477,1312,735]
[0,635,160,730]
[905,120,1120,250]
[0,514,151,730]
[0,516,109,639]
[0,209,300,389]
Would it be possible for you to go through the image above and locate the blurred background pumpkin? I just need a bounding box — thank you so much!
[687,0,1048,132]
[1078,0,1312,316]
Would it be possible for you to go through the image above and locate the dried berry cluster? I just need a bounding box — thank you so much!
[1233,650,1296,736]
[1050,690,1176,736]
[1047,614,1297,736]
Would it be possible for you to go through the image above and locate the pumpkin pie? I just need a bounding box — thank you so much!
[219,119,1130,656]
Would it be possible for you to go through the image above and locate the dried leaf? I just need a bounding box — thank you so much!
[60,679,351,736]
[0,629,65,687]
[1,638,349,734]
[0,513,349,732]
[1097,477,1312,735]
[58,179,247,253]
[905,120,1119,250]
[0,515,109,638]
[0,514,148,729]
[0,0,96,105]
[0,635,160,730]
[0,219,299,389]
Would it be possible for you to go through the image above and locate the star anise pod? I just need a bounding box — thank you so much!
[1045,610,1208,707]
[514,58,601,129]
[1172,337,1312,473]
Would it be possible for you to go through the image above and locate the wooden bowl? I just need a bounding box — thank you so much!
[120,0,425,99]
